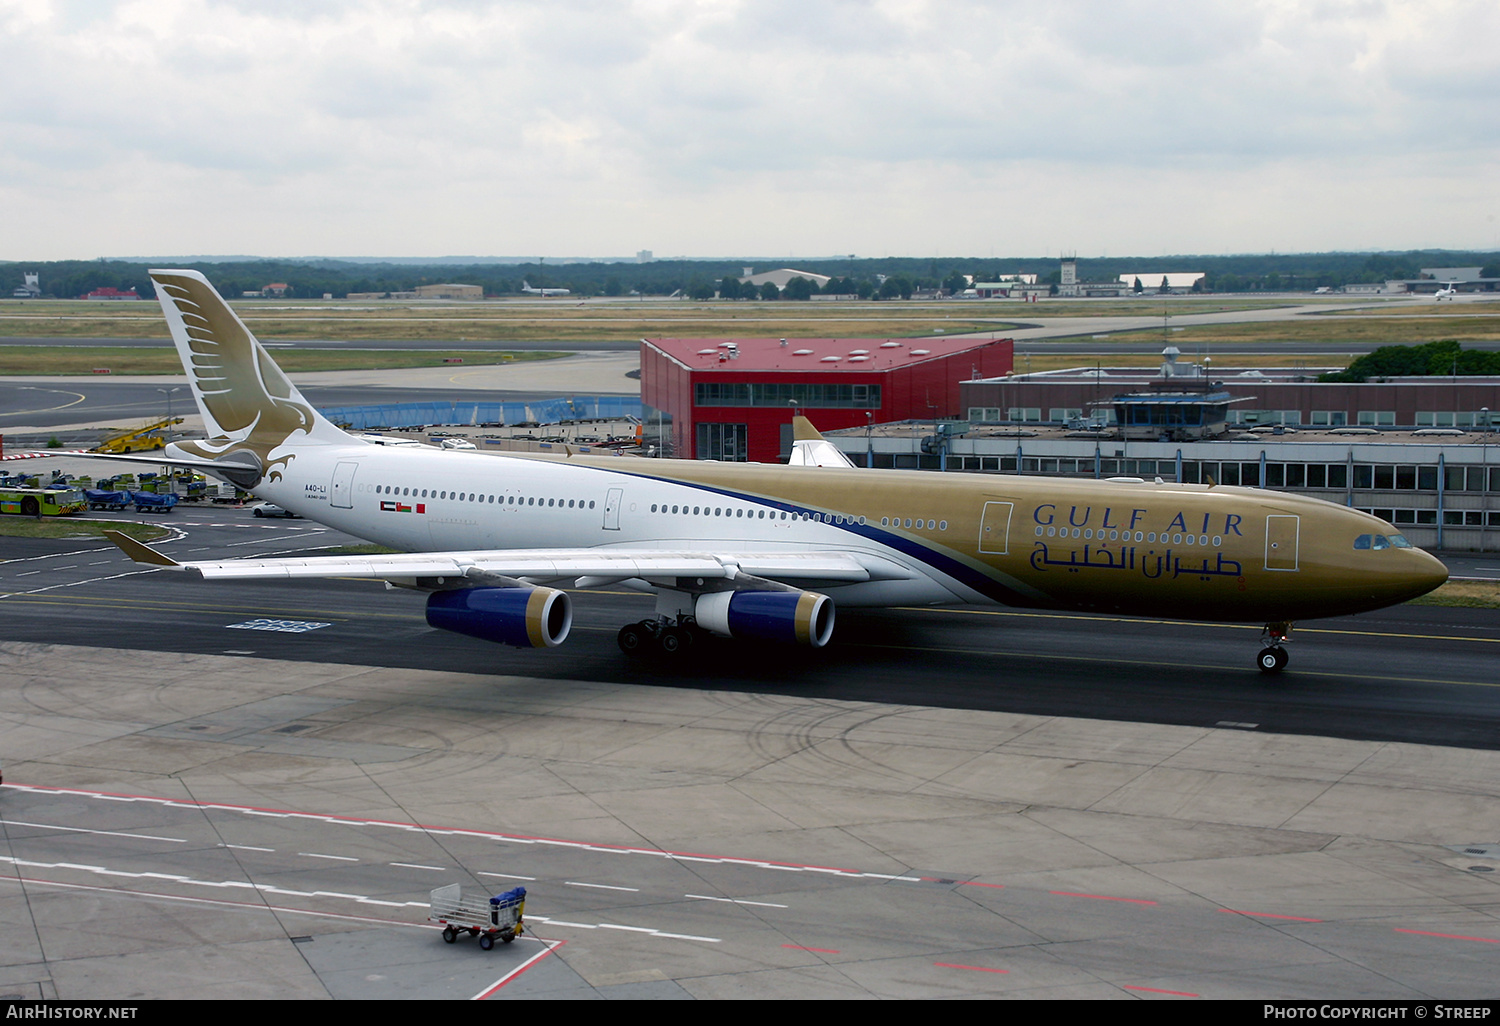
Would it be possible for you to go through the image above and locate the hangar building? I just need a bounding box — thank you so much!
[640,335,1014,462]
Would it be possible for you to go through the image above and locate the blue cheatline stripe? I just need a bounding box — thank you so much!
[580,464,1040,608]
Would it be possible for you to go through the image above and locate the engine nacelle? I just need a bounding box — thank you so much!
[425,586,573,648]
[694,590,835,648]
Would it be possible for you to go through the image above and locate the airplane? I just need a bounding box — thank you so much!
[1434,282,1459,301]
[520,281,570,297]
[101,269,1448,675]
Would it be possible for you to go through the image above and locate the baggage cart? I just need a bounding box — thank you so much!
[84,489,132,511]
[131,491,178,514]
[430,884,526,950]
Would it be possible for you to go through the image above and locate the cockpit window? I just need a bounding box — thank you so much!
[1355,533,1409,550]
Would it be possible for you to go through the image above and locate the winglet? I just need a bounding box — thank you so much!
[103,530,183,568]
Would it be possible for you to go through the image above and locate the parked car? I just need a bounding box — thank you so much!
[250,502,298,518]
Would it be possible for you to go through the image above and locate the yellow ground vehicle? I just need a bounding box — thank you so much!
[93,418,183,454]
[0,487,87,517]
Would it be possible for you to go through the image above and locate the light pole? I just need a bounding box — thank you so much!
[157,387,182,493]
[156,387,181,428]
[1483,407,1491,553]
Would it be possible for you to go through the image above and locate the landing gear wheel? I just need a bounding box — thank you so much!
[479,934,494,951]
[1257,646,1288,674]
[617,622,648,656]
[442,927,457,943]
[658,626,688,656]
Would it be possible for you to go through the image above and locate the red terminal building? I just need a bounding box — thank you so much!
[640,336,1014,462]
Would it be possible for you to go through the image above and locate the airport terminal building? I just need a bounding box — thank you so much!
[639,335,1014,462]
[821,357,1500,551]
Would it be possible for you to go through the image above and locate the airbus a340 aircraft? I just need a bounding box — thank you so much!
[105,270,1447,674]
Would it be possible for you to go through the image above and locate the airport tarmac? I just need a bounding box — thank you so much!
[0,512,1497,1000]
[3,299,1499,1000]
[3,640,1499,999]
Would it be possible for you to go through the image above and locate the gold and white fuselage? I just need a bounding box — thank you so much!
[108,269,1447,671]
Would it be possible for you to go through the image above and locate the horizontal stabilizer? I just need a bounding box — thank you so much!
[103,531,182,568]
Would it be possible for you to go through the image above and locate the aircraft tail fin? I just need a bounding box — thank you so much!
[787,415,858,468]
[791,415,825,442]
[148,269,352,484]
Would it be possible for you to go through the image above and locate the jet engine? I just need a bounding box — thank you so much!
[693,589,835,647]
[426,586,573,648]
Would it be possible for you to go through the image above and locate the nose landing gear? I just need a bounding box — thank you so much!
[1257,622,1292,674]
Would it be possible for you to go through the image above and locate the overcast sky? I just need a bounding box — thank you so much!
[3,0,1497,262]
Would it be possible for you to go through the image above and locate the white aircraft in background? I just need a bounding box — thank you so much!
[521,281,570,296]
[100,270,1447,674]
[1434,282,1459,301]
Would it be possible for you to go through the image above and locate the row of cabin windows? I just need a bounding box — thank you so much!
[648,503,948,532]
[360,483,596,509]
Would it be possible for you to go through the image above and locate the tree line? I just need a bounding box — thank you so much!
[1319,341,1500,382]
[4,250,1497,301]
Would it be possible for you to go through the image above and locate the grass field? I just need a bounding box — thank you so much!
[1115,315,1500,347]
[0,517,171,542]
[5,295,1500,372]
[1327,300,1500,316]
[1407,580,1500,608]
[0,295,1309,344]
[0,346,568,375]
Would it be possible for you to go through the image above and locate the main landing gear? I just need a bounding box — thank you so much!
[617,616,707,659]
[1257,622,1292,674]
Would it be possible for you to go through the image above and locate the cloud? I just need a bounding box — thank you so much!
[1,0,1496,258]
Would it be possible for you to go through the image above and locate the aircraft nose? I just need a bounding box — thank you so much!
[1399,547,1449,600]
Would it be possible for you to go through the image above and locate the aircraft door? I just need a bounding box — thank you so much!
[979,501,1014,555]
[330,461,358,509]
[602,487,623,530]
[1264,515,1300,571]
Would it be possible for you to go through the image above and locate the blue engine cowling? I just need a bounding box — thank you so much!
[426,586,573,648]
[694,590,835,647]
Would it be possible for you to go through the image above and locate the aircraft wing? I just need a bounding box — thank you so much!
[104,531,903,585]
